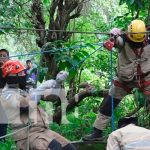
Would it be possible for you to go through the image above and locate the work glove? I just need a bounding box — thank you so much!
[103,28,121,51]
[110,28,121,36]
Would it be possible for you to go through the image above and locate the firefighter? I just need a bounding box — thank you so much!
[0,60,76,150]
[107,117,150,150]
[83,19,150,141]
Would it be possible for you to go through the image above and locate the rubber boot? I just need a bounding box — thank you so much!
[0,124,7,142]
[82,95,121,141]
[48,139,62,150]
[82,127,103,141]
[62,143,77,150]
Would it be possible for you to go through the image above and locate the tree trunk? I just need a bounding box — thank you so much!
[31,0,84,78]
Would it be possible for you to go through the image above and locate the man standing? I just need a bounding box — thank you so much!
[25,60,38,88]
[83,20,150,141]
[0,49,9,142]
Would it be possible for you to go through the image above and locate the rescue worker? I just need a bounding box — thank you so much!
[83,19,150,141]
[0,60,76,150]
[0,49,9,142]
[107,117,150,150]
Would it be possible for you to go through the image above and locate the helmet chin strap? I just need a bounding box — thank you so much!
[6,74,27,90]
[7,74,19,89]
[7,83,19,89]
[126,35,144,49]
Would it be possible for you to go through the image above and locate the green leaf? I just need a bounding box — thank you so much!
[38,72,45,83]
[59,61,70,70]
[73,55,80,62]
[81,51,89,57]
[75,52,85,59]
[137,0,144,8]
[38,68,48,83]
[130,0,135,5]
[119,0,126,5]
[128,0,135,5]
[68,68,77,79]
[86,43,96,50]
[43,0,50,5]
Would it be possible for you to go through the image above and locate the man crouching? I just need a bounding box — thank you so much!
[0,60,76,150]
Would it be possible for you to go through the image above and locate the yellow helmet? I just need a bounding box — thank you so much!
[128,20,146,42]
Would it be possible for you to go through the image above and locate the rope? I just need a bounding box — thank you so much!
[69,44,103,72]
[26,119,31,150]
[8,42,103,59]
[0,27,110,34]
[0,27,150,34]
[110,49,115,131]
[0,124,32,140]
[8,41,104,75]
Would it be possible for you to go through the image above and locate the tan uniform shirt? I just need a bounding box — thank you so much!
[0,86,69,150]
[107,124,150,150]
[116,36,150,81]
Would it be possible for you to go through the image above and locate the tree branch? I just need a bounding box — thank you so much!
[49,0,59,29]
[43,85,109,124]
[31,0,46,47]
[69,2,83,19]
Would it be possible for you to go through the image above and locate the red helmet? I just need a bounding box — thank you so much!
[2,60,25,77]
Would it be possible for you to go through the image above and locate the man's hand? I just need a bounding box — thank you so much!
[110,28,121,36]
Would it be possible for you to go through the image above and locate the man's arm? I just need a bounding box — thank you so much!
[104,28,124,51]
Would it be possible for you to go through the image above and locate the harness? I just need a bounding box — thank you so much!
[114,39,150,95]
[133,47,145,89]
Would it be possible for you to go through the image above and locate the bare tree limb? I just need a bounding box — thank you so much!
[49,0,59,30]
[31,0,46,47]
[69,2,83,19]
[43,86,109,124]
